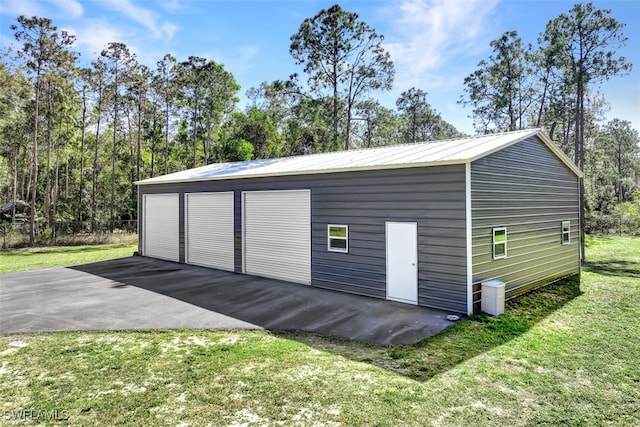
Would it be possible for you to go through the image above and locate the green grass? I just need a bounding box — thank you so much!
[1,236,638,426]
[0,242,138,273]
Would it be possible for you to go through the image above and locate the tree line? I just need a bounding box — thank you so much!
[0,3,638,247]
[458,2,639,244]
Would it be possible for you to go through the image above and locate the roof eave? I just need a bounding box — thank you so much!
[467,128,584,178]
[535,131,584,178]
[135,159,470,186]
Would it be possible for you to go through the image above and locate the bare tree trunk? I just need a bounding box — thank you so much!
[203,115,211,165]
[45,80,53,234]
[345,100,352,151]
[518,81,523,130]
[617,137,623,204]
[65,120,70,200]
[127,109,135,221]
[192,92,199,168]
[508,89,515,131]
[11,145,18,223]
[332,37,339,152]
[27,149,33,230]
[412,108,417,144]
[19,161,26,204]
[29,61,43,246]
[164,97,169,174]
[151,108,156,178]
[92,88,102,233]
[333,81,339,151]
[549,122,557,141]
[136,92,142,182]
[133,92,143,222]
[79,85,87,224]
[52,118,61,244]
[111,68,119,233]
[575,79,586,260]
[535,68,551,128]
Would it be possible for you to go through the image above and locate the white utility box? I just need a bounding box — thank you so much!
[481,280,505,316]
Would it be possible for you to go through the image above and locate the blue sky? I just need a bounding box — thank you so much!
[1,0,638,134]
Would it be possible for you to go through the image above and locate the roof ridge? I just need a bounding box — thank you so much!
[136,128,569,186]
[255,128,543,163]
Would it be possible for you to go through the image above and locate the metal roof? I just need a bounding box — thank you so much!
[136,128,582,185]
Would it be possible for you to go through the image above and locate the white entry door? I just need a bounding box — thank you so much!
[386,222,418,304]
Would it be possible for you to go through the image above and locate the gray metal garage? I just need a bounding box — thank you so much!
[136,128,582,315]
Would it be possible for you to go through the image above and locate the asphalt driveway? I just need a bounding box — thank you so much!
[0,256,458,345]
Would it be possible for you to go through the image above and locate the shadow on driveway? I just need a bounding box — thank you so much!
[64,257,457,345]
[0,256,458,345]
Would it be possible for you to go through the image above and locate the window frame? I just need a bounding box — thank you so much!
[327,224,349,253]
[492,227,507,260]
[562,220,571,245]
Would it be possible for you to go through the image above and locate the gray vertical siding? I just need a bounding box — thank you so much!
[471,135,580,312]
[311,166,467,313]
[138,164,468,313]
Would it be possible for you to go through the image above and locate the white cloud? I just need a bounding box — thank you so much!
[376,0,501,133]
[0,0,45,17]
[46,0,83,18]
[384,0,500,91]
[1,0,83,51]
[97,0,179,40]
[161,22,180,40]
[1,0,82,19]
[64,20,124,58]
[161,0,183,13]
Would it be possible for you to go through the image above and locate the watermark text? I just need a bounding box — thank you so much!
[4,409,69,421]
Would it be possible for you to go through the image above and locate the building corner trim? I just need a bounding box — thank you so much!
[465,162,473,315]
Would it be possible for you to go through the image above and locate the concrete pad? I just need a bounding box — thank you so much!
[0,256,459,345]
[0,266,260,333]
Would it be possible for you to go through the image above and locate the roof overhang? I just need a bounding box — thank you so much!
[467,130,583,178]
[135,159,471,186]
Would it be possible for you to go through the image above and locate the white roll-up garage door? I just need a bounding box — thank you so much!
[143,193,179,262]
[185,192,235,271]
[243,190,311,284]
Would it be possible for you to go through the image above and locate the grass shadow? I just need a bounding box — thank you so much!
[67,256,581,382]
[0,243,134,257]
[582,260,640,278]
[273,275,582,382]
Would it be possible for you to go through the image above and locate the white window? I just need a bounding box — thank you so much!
[493,227,507,259]
[562,220,571,245]
[328,224,348,253]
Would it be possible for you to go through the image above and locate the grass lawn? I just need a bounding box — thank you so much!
[1,236,638,426]
[0,242,137,273]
